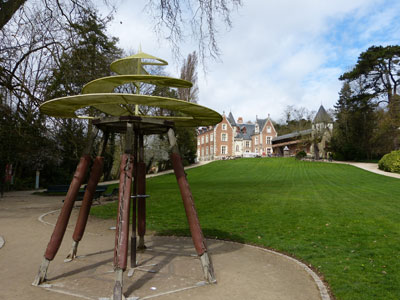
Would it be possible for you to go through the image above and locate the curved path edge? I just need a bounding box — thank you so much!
[212,239,331,300]
[333,161,400,179]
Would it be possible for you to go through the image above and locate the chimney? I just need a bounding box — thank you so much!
[237,117,243,124]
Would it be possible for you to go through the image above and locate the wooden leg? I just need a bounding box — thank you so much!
[167,128,216,283]
[137,134,146,250]
[65,156,104,262]
[130,132,138,268]
[137,162,146,250]
[33,154,91,286]
[113,153,133,299]
[112,124,134,299]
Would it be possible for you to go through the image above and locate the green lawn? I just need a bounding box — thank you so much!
[91,158,400,299]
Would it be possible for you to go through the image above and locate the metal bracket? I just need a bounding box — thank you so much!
[130,195,150,199]
[32,257,50,286]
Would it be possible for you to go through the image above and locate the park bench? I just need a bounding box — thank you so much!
[102,187,119,200]
[47,185,111,202]
[77,185,108,200]
[45,185,70,194]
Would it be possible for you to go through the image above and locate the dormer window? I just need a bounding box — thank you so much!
[255,124,259,133]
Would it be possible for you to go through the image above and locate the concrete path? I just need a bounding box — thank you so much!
[334,161,400,179]
[0,190,329,300]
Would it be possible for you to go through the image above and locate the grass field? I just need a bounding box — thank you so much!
[91,158,400,299]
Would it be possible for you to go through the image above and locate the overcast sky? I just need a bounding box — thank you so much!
[100,0,400,123]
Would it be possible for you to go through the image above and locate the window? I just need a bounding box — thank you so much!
[267,148,271,154]
[266,137,271,145]
[201,136,204,144]
[197,138,200,146]
[267,126,272,133]
[210,134,213,141]
[221,133,227,141]
[236,145,239,152]
[201,147,204,156]
[197,150,200,157]
[255,136,259,145]
[222,124,227,130]
[206,147,209,155]
[206,135,209,143]
[221,145,227,154]
[210,145,213,154]
[245,141,250,148]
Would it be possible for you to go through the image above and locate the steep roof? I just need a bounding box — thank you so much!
[235,123,254,140]
[272,129,312,142]
[313,105,333,124]
[227,112,237,126]
[256,118,267,131]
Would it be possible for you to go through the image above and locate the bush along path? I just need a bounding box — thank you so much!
[91,158,400,300]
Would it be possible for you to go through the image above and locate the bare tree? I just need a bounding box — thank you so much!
[1,0,242,63]
[178,51,199,103]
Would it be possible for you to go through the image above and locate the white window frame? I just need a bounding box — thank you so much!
[245,141,250,148]
[221,133,227,142]
[206,135,209,143]
[206,147,209,155]
[266,136,271,145]
[267,126,272,133]
[210,134,214,141]
[201,136,204,144]
[221,145,227,155]
[255,136,259,145]
[222,124,227,130]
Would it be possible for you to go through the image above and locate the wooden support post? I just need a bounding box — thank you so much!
[130,131,138,268]
[137,133,146,250]
[32,152,92,286]
[167,128,216,283]
[112,123,134,299]
[65,134,109,262]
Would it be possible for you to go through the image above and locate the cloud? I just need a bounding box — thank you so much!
[100,0,400,122]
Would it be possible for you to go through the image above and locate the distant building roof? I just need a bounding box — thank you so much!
[255,118,267,133]
[272,129,312,142]
[235,123,254,140]
[313,105,333,124]
[227,111,237,126]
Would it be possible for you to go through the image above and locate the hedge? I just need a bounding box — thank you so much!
[378,150,400,174]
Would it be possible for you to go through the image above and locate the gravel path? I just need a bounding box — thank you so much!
[0,189,328,300]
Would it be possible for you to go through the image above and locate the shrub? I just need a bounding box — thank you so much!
[295,150,307,160]
[378,150,400,173]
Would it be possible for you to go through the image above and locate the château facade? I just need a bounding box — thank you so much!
[197,112,278,161]
[197,105,333,161]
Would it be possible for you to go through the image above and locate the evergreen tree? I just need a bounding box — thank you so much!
[44,8,123,182]
[331,82,377,160]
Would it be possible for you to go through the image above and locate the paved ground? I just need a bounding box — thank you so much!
[0,190,329,300]
[335,161,400,179]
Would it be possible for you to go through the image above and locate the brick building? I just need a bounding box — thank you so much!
[197,112,277,161]
[197,105,333,161]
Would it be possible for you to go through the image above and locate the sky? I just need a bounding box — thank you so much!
[100,0,400,123]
